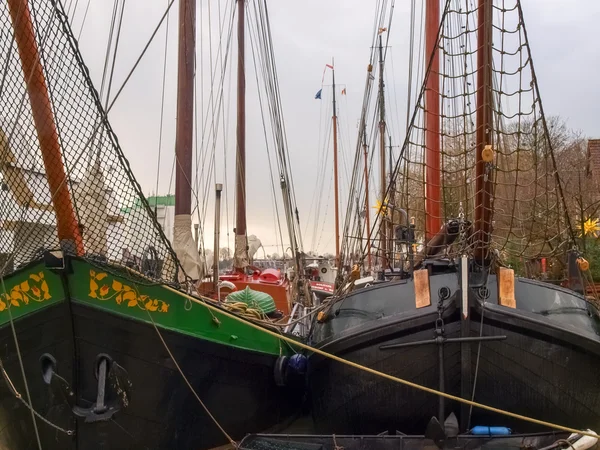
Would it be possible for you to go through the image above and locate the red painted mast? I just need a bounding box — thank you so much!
[474,0,493,261]
[332,60,341,269]
[174,0,195,217]
[7,0,84,254]
[424,0,442,241]
[234,0,248,270]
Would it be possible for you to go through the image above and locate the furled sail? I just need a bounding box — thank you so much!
[173,214,204,281]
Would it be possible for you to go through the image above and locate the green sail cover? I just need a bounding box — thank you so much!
[226,286,276,314]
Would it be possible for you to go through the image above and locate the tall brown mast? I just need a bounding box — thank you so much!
[377,35,387,268]
[234,0,248,270]
[7,0,84,255]
[332,60,340,268]
[174,0,195,217]
[474,0,493,261]
[424,0,442,241]
[362,124,372,272]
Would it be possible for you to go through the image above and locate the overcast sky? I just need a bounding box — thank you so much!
[69,0,600,255]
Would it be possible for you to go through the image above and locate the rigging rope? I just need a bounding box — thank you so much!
[340,0,577,278]
[1,273,43,449]
[168,284,600,440]
[145,306,237,447]
[153,0,170,212]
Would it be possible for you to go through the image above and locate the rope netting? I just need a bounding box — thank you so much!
[0,0,179,282]
[380,0,573,269]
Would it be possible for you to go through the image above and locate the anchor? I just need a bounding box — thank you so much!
[73,354,132,423]
[380,284,506,436]
[40,353,76,408]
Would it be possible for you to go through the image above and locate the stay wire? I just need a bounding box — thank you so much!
[154,0,170,211]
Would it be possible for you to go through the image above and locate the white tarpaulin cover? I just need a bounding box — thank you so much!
[247,234,262,261]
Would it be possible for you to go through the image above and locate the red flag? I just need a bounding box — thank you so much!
[325,64,334,69]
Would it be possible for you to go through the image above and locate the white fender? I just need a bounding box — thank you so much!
[569,430,598,450]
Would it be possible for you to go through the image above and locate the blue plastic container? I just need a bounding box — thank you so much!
[470,426,512,436]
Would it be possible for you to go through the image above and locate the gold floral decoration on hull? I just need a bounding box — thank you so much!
[0,271,51,311]
[89,270,169,313]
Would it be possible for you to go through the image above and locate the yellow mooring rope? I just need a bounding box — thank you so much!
[165,285,599,440]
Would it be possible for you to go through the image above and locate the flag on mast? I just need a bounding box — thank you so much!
[322,63,334,83]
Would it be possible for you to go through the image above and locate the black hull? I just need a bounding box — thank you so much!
[0,297,301,449]
[71,302,300,449]
[309,273,600,435]
[0,301,75,450]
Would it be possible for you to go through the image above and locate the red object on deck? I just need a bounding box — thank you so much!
[216,269,291,315]
[310,281,334,294]
[258,268,281,283]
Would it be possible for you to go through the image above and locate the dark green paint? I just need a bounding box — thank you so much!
[0,263,64,327]
[68,259,291,356]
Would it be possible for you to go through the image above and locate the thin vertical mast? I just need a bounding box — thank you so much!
[425,0,441,241]
[388,135,394,266]
[213,183,223,290]
[332,60,340,269]
[234,0,248,270]
[174,0,195,217]
[378,35,387,268]
[474,0,493,261]
[7,0,84,254]
[363,124,372,272]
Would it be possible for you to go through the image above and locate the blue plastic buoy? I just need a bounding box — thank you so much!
[471,426,512,436]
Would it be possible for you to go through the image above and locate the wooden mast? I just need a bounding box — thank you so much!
[363,124,372,272]
[474,0,493,261]
[174,0,195,218]
[377,35,387,268]
[332,60,340,269]
[234,0,248,270]
[7,0,84,255]
[425,0,442,241]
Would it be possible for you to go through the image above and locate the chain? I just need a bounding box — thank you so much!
[435,291,445,336]
[0,360,75,436]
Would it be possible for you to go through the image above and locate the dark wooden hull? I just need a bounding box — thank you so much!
[0,301,75,450]
[0,262,302,450]
[70,303,301,449]
[309,272,600,435]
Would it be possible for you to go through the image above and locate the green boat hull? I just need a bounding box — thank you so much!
[0,257,302,449]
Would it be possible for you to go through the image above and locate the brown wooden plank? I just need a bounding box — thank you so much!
[498,267,516,308]
[414,269,431,308]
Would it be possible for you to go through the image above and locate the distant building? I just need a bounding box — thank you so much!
[587,139,600,179]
